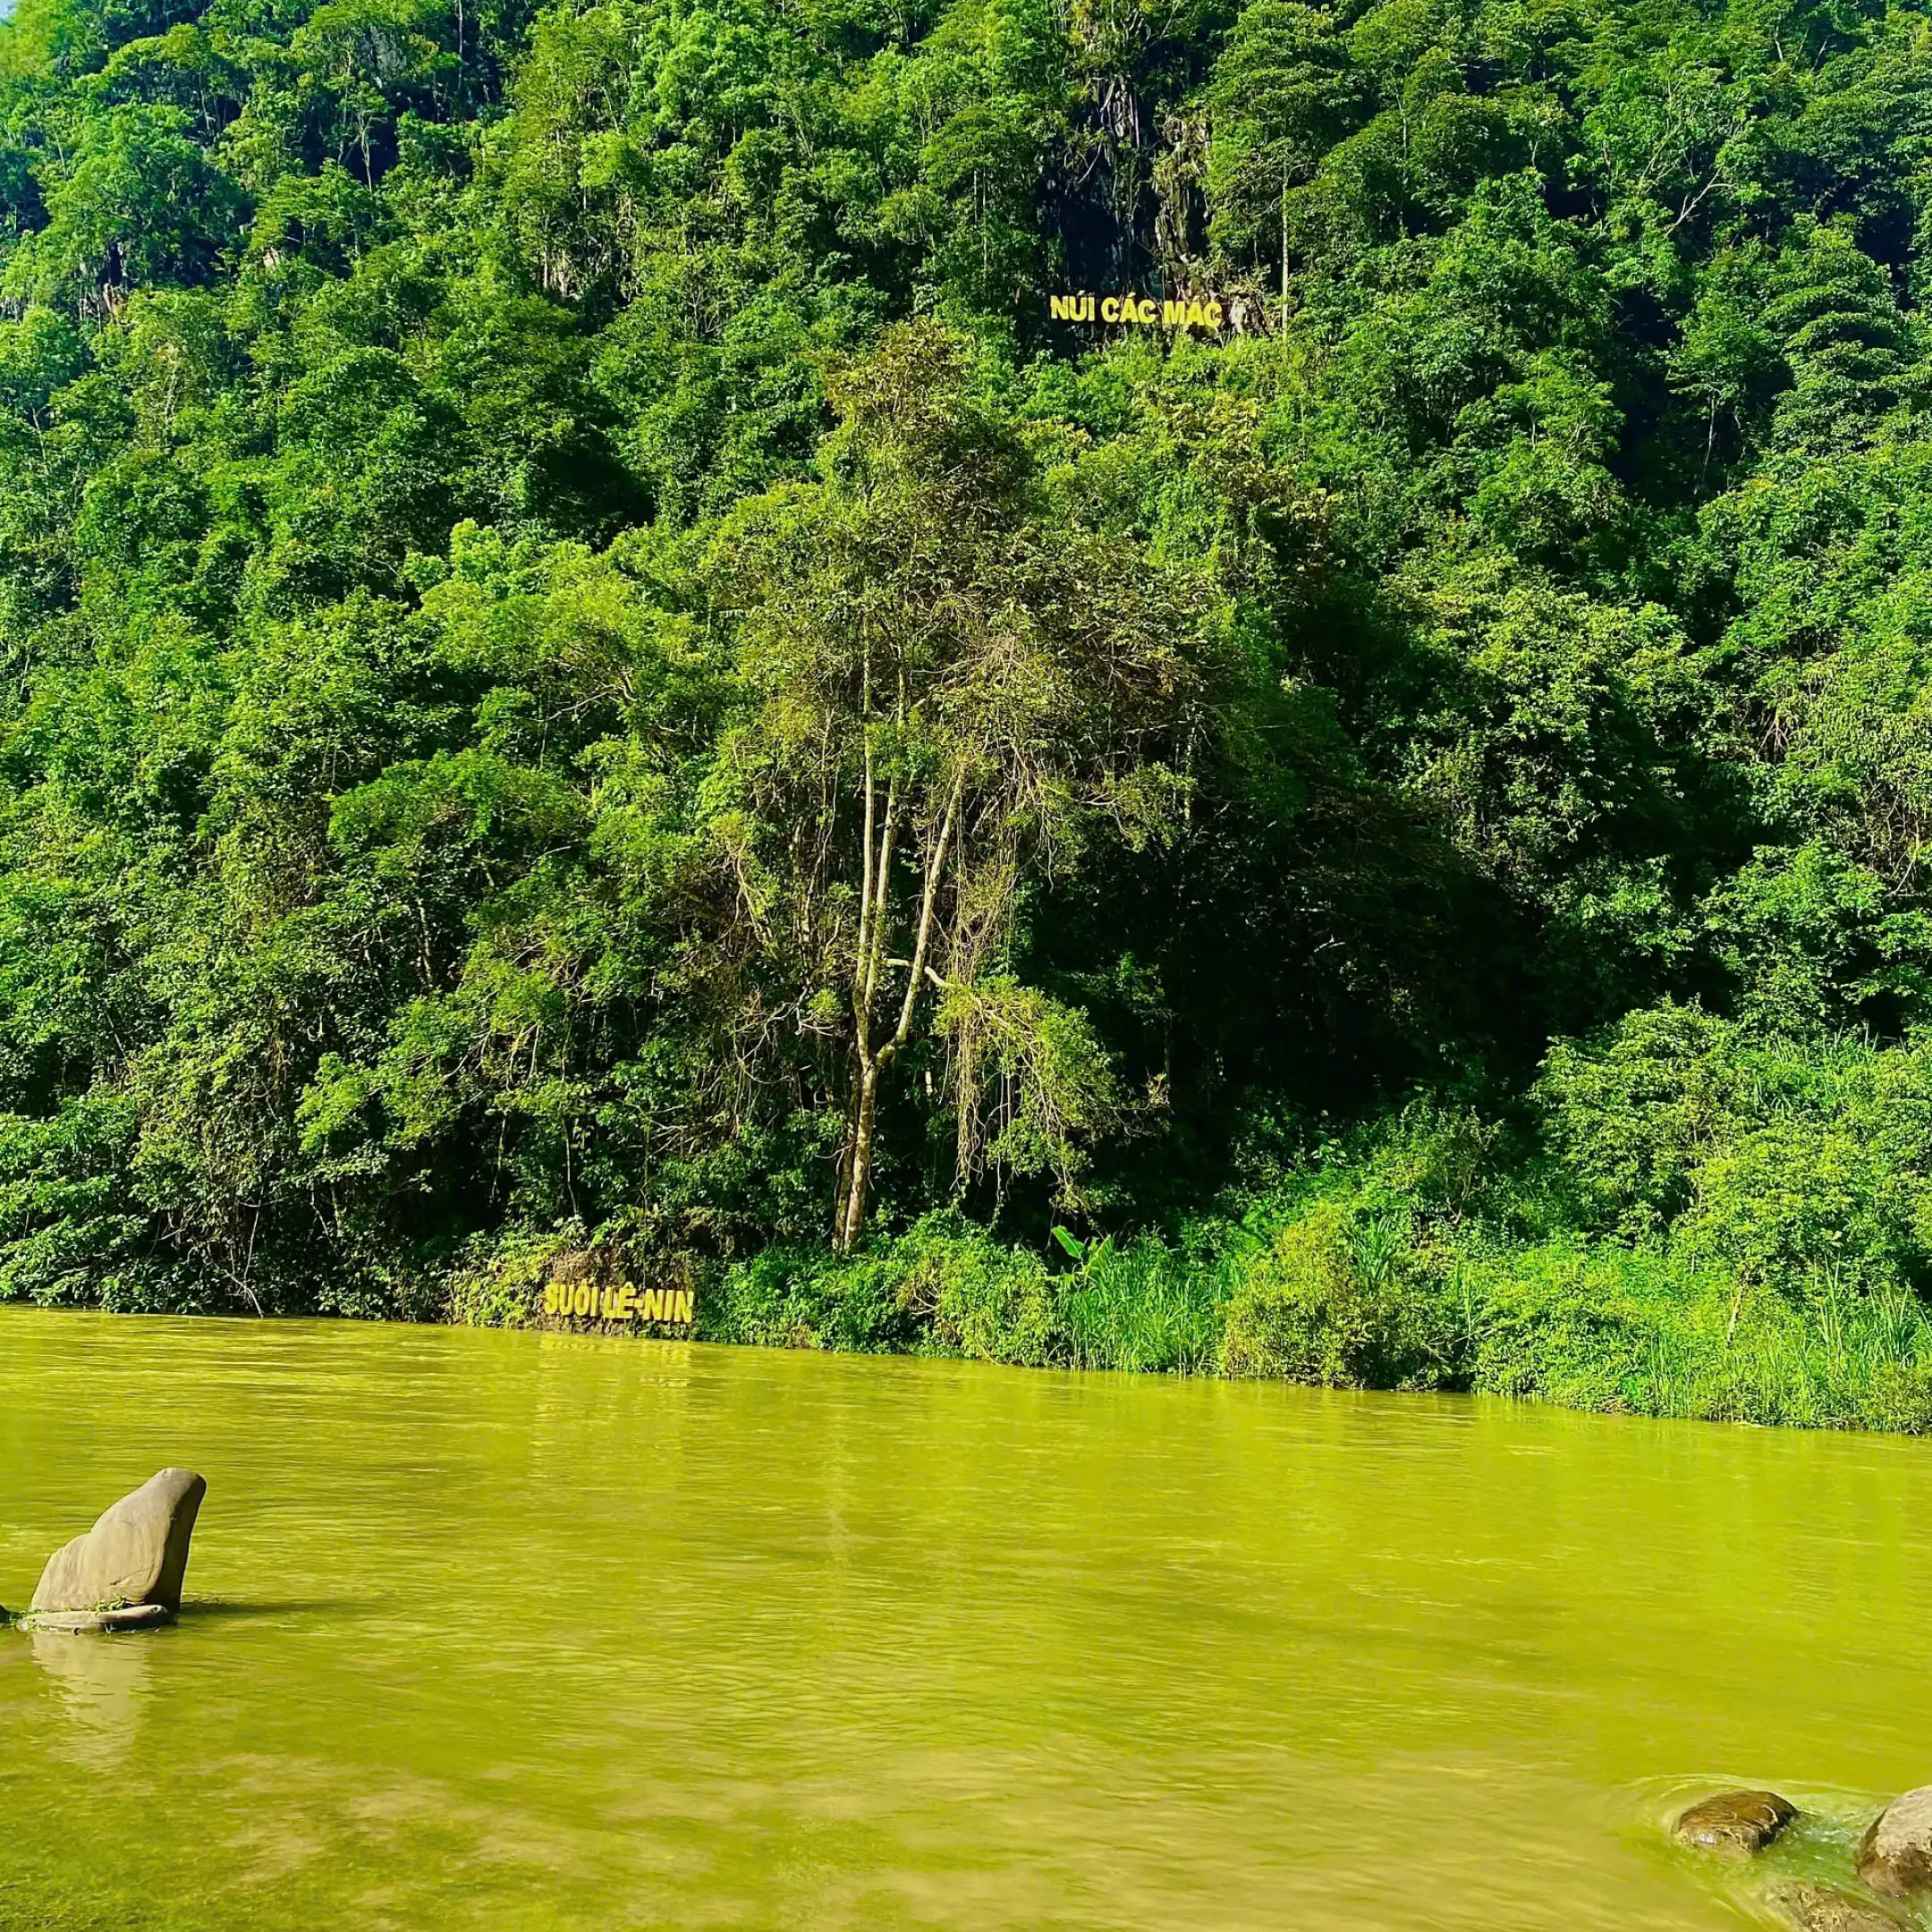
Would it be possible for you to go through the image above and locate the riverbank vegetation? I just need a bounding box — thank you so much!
[694,1085,1932,1429]
[7,0,1932,1427]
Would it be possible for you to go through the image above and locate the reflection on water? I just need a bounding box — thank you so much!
[29,1626,152,1768]
[0,1309,1929,1932]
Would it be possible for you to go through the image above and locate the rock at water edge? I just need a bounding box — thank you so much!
[1771,1882,1904,1931]
[1857,1788,1932,1898]
[1674,1789,1798,1857]
[21,1602,172,1634]
[29,1469,207,1617]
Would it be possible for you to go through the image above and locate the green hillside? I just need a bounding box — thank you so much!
[5,0,1932,1424]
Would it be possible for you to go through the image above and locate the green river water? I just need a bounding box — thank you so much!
[2,1309,1929,1931]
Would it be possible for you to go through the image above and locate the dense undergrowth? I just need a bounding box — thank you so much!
[699,1205,1932,1432]
[693,1078,1932,1432]
[462,1004,1932,1430]
[9,0,1932,1428]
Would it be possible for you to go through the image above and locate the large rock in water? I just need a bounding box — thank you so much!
[28,1470,206,1618]
[1674,1789,1797,1856]
[1857,1787,1932,1897]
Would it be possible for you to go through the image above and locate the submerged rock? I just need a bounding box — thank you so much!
[28,1470,206,1620]
[1674,1789,1798,1856]
[1771,1882,1905,1931]
[22,1602,171,1634]
[1857,1788,1932,1898]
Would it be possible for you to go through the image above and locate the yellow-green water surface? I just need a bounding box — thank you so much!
[3,1309,1930,1931]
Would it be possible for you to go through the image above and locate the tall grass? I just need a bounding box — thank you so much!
[1055,1233,1226,1373]
[696,1209,1932,1434]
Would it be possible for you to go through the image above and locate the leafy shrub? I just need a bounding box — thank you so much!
[707,1234,936,1353]
[1868,1361,1932,1435]
[1217,1201,1464,1389]
[1541,1007,1932,1298]
[1459,1238,1932,1428]
[447,1226,574,1328]
[917,1232,1063,1368]
[0,1099,165,1309]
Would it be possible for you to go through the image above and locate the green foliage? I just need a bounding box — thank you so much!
[1216,1199,1462,1386]
[2,0,1932,1432]
[707,1210,1225,1370]
[1461,1241,1932,1432]
[693,1097,1932,1430]
[1053,1228,1227,1374]
[1541,1004,1932,1299]
[706,1217,965,1356]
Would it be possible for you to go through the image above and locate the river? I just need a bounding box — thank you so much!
[1,1308,1928,1929]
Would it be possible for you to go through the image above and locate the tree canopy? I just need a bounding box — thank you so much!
[4,0,1932,1323]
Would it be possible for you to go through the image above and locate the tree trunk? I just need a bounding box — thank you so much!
[1280,163,1290,309]
[833,767,961,1250]
[836,1062,881,1252]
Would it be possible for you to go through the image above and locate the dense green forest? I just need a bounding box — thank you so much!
[7,0,1932,1425]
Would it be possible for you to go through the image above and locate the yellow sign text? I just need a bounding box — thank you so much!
[1048,292,1224,329]
[542,1281,695,1326]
